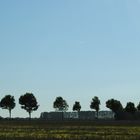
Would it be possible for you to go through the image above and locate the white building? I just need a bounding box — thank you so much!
[40,111,114,120]
[96,111,114,119]
[63,112,79,119]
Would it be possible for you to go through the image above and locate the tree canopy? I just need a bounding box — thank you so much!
[90,96,100,118]
[0,95,15,118]
[73,101,81,112]
[137,102,140,111]
[125,102,136,114]
[106,99,123,113]
[53,96,69,112]
[19,93,39,118]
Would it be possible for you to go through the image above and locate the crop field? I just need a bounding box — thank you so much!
[0,120,140,140]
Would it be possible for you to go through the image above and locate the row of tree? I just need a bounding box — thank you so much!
[54,96,140,118]
[0,93,39,118]
[0,94,140,119]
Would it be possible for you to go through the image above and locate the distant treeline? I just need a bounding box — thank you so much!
[0,93,140,120]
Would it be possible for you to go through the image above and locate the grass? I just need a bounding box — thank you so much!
[0,120,140,140]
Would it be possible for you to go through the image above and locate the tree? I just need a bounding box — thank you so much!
[53,96,69,112]
[19,93,39,118]
[137,102,140,111]
[90,96,100,118]
[106,99,123,113]
[73,101,81,112]
[0,95,15,118]
[125,102,136,114]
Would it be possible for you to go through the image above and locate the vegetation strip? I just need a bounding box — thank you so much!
[0,121,140,140]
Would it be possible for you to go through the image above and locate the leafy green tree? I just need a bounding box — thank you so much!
[73,101,81,112]
[106,99,123,113]
[0,95,16,118]
[90,96,100,118]
[125,102,136,114]
[19,93,39,118]
[53,96,69,112]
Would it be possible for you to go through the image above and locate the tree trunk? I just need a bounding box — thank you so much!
[96,111,98,119]
[9,109,11,118]
[62,111,64,121]
[29,112,31,120]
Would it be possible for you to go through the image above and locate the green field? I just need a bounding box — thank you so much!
[0,120,140,140]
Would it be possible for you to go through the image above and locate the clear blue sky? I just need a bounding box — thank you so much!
[0,0,140,118]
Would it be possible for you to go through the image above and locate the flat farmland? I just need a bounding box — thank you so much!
[0,120,140,140]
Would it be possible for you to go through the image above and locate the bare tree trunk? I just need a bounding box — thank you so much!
[9,109,11,118]
[29,112,31,120]
[96,111,98,119]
